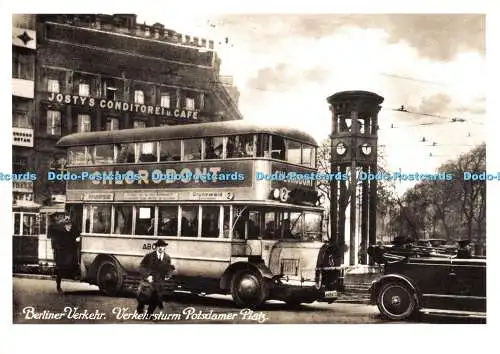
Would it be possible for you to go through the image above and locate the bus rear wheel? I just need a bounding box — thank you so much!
[96,260,124,296]
[230,270,267,308]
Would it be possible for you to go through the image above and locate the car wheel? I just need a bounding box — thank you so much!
[97,259,124,296]
[377,282,417,321]
[230,270,267,308]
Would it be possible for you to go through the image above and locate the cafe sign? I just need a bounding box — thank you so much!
[47,92,199,119]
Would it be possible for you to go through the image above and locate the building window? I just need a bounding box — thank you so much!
[79,83,90,97]
[199,93,205,110]
[134,120,146,128]
[185,97,195,110]
[77,114,91,133]
[12,52,34,80]
[47,110,61,136]
[13,111,31,129]
[160,94,170,108]
[134,90,144,104]
[12,157,28,174]
[103,80,117,100]
[106,118,119,131]
[47,79,60,93]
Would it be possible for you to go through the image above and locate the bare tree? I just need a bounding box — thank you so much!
[385,143,486,250]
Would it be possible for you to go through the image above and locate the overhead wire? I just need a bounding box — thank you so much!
[206,26,485,161]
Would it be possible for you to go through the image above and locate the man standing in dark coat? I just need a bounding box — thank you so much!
[136,239,175,316]
[457,240,472,258]
[50,215,80,293]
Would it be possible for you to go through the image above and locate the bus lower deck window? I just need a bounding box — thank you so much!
[201,206,219,237]
[135,206,155,235]
[114,206,133,235]
[158,206,178,236]
[181,206,198,237]
[91,206,111,233]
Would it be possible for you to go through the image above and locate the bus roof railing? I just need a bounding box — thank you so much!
[56,120,318,147]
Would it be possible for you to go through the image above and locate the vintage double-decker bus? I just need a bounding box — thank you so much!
[56,121,343,307]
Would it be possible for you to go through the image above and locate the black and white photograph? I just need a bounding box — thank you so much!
[5,2,496,343]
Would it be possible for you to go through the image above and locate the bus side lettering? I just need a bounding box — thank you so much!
[143,243,156,250]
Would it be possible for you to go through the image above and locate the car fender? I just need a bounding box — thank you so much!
[370,274,421,306]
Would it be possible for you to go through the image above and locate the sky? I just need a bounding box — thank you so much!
[135,12,486,194]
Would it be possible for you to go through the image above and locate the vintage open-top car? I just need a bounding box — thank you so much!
[367,239,486,321]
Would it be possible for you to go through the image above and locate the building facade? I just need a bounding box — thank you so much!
[219,75,240,107]
[25,13,243,205]
[12,14,37,208]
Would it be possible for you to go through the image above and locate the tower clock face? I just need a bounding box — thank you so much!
[336,143,347,155]
[361,143,372,155]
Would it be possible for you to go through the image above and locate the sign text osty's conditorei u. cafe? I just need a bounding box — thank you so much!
[47,92,199,119]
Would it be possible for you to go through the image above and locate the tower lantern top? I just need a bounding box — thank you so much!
[326,90,384,105]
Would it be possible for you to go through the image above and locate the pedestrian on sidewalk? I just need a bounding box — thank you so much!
[50,215,80,293]
[136,239,175,317]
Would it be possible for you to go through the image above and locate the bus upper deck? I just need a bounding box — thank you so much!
[56,120,322,207]
[56,120,317,168]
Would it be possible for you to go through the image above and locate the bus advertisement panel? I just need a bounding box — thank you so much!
[62,161,254,190]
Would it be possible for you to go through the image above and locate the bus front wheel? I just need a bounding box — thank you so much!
[96,259,124,296]
[230,270,267,308]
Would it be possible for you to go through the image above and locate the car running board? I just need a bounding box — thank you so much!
[419,308,486,319]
